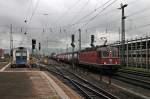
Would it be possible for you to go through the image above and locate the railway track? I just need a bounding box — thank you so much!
[114,72,150,90]
[119,69,150,78]
[47,62,150,91]
[45,65,119,99]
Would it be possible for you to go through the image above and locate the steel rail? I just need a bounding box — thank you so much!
[46,66,117,99]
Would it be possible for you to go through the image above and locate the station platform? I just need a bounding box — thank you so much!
[0,69,81,99]
[0,62,9,70]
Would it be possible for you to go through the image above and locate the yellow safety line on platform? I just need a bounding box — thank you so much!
[0,63,10,72]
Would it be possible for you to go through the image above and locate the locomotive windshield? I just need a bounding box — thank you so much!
[110,48,118,57]
[99,47,118,58]
[16,52,21,56]
[16,51,27,58]
[22,52,27,56]
[101,50,109,57]
[100,47,109,57]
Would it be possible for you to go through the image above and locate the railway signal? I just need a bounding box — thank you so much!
[91,35,95,47]
[39,42,41,50]
[71,34,75,69]
[71,34,74,42]
[32,39,36,50]
[71,34,75,47]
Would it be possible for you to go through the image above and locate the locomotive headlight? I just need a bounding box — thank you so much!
[104,62,106,64]
[115,61,117,64]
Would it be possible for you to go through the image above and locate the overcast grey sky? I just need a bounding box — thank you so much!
[0,0,150,53]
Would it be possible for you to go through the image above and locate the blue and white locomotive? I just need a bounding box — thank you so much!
[11,47,29,68]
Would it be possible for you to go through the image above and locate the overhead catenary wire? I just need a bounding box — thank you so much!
[61,7,119,30]
[51,0,118,32]
[69,0,113,27]
[127,7,150,18]
[61,0,143,31]
[24,0,40,24]
[69,0,145,30]
[128,0,141,6]
[62,0,118,42]
[127,15,150,21]
[2,0,150,47]
[126,23,150,32]
[25,0,33,21]
[54,0,82,24]
[86,17,120,31]
[81,9,120,31]
[126,0,150,19]
[29,0,40,22]
[80,0,118,29]
[70,0,90,23]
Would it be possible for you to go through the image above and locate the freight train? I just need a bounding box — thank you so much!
[53,45,120,74]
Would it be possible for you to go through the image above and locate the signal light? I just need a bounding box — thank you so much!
[32,39,36,44]
[115,61,118,64]
[91,35,94,43]
[104,62,106,64]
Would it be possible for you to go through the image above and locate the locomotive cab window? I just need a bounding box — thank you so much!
[22,52,27,56]
[101,50,109,57]
[15,51,27,57]
[111,48,118,57]
[16,52,21,56]
[22,52,27,59]
[112,50,118,57]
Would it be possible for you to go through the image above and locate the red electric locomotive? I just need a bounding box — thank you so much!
[79,46,120,74]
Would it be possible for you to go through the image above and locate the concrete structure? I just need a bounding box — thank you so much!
[111,36,150,70]
[0,64,81,99]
